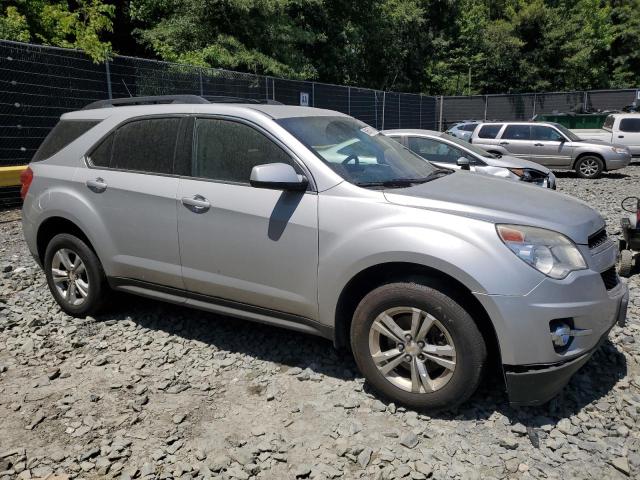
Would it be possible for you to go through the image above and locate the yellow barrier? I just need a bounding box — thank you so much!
[0,165,27,187]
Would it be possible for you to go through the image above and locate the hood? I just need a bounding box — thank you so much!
[383,171,603,244]
[572,138,627,149]
[482,154,551,174]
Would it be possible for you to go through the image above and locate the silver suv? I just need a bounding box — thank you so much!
[470,121,631,179]
[21,96,628,409]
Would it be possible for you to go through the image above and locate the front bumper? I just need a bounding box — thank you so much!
[604,152,632,170]
[505,285,627,406]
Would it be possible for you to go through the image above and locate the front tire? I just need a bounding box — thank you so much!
[44,233,109,317]
[350,282,487,410]
[575,155,604,179]
[619,249,634,278]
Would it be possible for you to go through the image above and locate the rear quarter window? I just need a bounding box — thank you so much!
[477,124,503,139]
[32,120,100,162]
[603,115,615,130]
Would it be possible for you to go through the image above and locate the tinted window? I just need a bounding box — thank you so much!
[32,120,100,162]
[89,133,114,168]
[531,125,563,141]
[477,124,502,139]
[194,119,294,183]
[110,118,180,174]
[620,118,640,133]
[502,125,531,140]
[408,137,470,164]
[461,123,478,132]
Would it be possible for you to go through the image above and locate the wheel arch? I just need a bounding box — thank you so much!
[332,261,501,365]
[36,216,97,265]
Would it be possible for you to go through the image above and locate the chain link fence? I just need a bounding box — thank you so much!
[436,90,639,130]
[1,38,639,178]
[0,39,439,170]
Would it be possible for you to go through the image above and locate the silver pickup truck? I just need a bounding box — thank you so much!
[571,113,640,158]
[470,121,631,179]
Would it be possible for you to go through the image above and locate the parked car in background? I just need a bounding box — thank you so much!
[471,122,631,179]
[571,113,640,158]
[22,96,628,410]
[383,129,556,188]
[445,121,480,141]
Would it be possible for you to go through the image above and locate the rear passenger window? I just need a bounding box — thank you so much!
[193,118,295,183]
[32,120,100,162]
[111,118,180,174]
[477,124,502,139]
[502,125,531,140]
[89,133,114,168]
[619,118,640,133]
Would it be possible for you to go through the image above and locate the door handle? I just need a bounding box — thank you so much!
[86,177,107,193]
[534,143,544,146]
[618,135,625,138]
[181,195,210,212]
[499,141,509,145]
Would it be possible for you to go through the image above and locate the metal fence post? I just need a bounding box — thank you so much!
[375,92,379,129]
[583,91,588,111]
[348,87,351,115]
[532,94,537,117]
[272,78,275,101]
[105,54,112,100]
[419,95,422,128]
[438,95,444,131]
[484,95,488,121]
[312,82,315,107]
[381,91,386,130]
[199,69,203,96]
[398,94,401,128]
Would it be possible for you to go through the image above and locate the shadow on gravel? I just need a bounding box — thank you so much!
[100,294,627,426]
[553,171,630,179]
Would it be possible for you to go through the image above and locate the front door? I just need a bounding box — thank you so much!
[176,117,319,320]
[76,116,185,289]
[530,125,573,167]
[618,118,640,156]
[406,136,479,171]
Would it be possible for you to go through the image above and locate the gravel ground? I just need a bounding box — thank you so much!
[1,166,640,480]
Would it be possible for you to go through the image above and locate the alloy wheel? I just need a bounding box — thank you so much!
[579,158,600,177]
[51,248,89,306]
[368,306,456,393]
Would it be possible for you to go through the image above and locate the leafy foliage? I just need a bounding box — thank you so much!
[1,0,639,92]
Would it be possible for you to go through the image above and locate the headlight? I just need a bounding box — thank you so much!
[496,224,587,279]
[612,146,629,154]
[507,168,525,178]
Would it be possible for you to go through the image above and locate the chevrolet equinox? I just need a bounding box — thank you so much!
[21,95,629,409]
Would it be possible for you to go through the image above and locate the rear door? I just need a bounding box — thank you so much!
[75,116,186,289]
[176,116,319,320]
[618,117,640,156]
[530,125,573,167]
[498,125,533,161]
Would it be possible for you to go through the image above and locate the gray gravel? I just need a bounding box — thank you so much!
[1,165,640,479]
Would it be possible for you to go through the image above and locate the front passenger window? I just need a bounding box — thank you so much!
[194,119,296,183]
[531,126,563,141]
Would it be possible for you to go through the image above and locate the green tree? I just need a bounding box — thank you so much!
[0,0,115,61]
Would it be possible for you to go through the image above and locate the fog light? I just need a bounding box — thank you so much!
[551,323,571,347]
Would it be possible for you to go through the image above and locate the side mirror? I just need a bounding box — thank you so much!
[250,163,308,191]
[456,157,471,170]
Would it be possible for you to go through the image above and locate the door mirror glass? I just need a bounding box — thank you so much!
[457,157,471,170]
[250,163,308,191]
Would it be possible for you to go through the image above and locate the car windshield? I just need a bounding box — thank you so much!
[277,116,444,187]
[550,123,581,141]
[439,132,492,157]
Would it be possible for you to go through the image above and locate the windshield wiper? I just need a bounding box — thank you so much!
[355,170,452,188]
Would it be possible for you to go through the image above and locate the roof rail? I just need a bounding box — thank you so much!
[83,95,210,110]
[206,96,284,105]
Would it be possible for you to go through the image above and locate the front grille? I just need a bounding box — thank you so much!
[600,266,619,290]
[589,229,608,249]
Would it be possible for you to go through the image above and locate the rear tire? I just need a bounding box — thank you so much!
[44,233,109,317]
[619,249,634,277]
[350,281,486,410]
[575,155,604,179]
